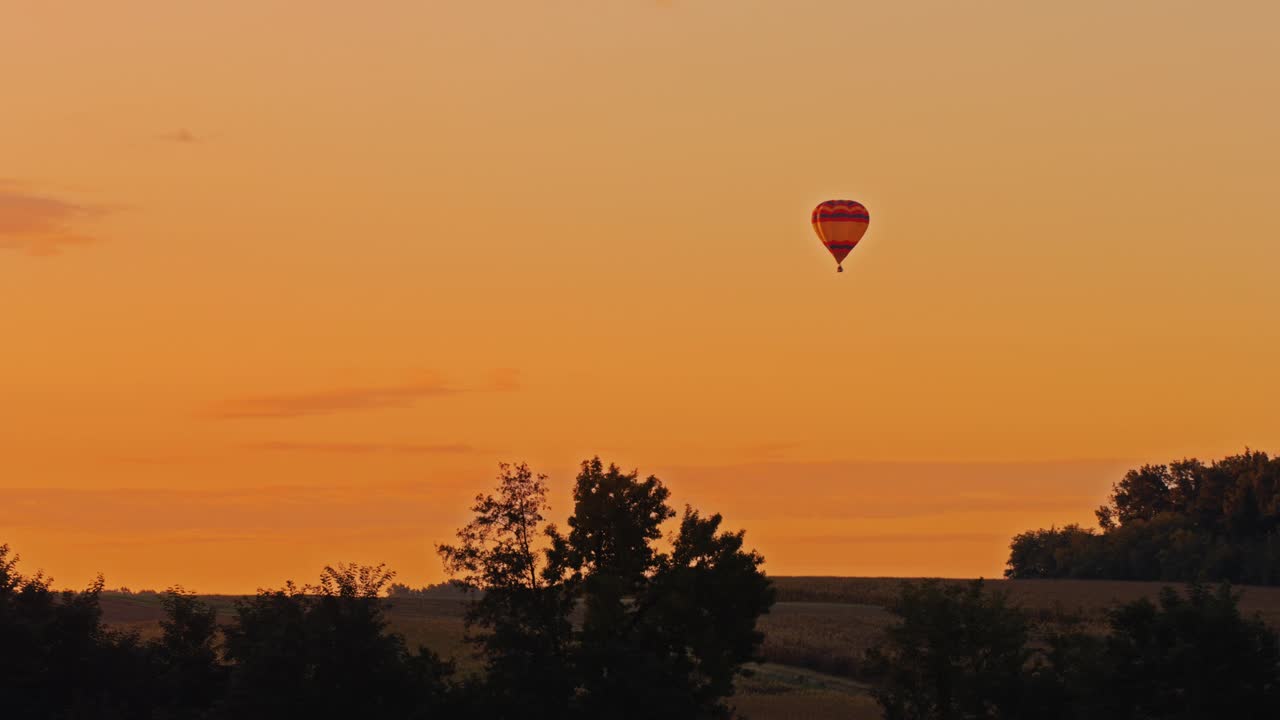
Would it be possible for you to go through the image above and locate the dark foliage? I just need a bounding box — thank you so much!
[551,459,678,718]
[4,456,769,720]
[438,462,577,717]
[867,580,1040,720]
[150,588,226,717]
[0,544,155,719]
[1007,450,1280,583]
[14,451,1277,719]
[439,457,775,719]
[635,508,776,717]
[387,579,471,598]
[870,578,1280,720]
[220,564,454,719]
[1082,583,1280,719]
[1,545,453,720]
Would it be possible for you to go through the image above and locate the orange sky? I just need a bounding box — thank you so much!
[3,1,1279,593]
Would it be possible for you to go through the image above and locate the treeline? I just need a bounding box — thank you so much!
[386,579,469,598]
[0,458,774,720]
[2,549,455,719]
[1007,450,1280,583]
[870,579,1279,719]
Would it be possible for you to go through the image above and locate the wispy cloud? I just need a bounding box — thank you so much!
[490,368,521,391]
[208,377,459,419]
[656,458,1130,522]
[246,440,479,454]
[788,531,1011,545]
[106,455,204,466]
[0,484,468,537]
[156,128,201,144]
[739,442,801,460]
[0,186,107,256]
[207,371,520,419]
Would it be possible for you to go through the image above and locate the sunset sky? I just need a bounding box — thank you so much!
[4,1,1279,593]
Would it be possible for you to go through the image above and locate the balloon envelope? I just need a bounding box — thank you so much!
[811,200,870,271]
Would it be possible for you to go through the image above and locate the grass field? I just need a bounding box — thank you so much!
[773,576,1280,622]
[99,577,1280,720]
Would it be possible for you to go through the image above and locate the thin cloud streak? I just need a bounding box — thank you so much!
[0,484,468,534]
[209,377,457,419]
[106,455,206,466]
[0,187,107,256]
[246,440,479,454]
[156,128,201,143]
[61,526,429,549]
[490,367,520,391]
[786,532,1010,545]
[207,371,521,419]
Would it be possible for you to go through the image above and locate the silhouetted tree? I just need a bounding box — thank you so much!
[549,459,773,718]
[1090,584,1280,719]
[0,544,155,719]
[387,579,470,598]
[870,579,1280,720]
[636,507,775,717]
[1008,450,1280,584]
[1106,464,1176,525]
[438,462,576,718]
[3,543,463,719]
[221,565,453,720]
[867,579,1035,720]
[1006,525,1102,579]
[440,458,774,719]
[150,588,225,717]
[549,459,675,716]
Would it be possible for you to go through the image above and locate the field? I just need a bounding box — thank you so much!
[100,577,1280,720]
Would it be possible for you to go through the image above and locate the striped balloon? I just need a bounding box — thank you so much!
[811,200,870,273]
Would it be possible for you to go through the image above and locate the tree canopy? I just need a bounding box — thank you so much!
[868,579,1280,720]
[1007,450,1280,583]
[438,458,775,719]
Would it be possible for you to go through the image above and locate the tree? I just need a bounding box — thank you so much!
[636,508,774,718]
[1107,464,1174,525]
[1005,525,1099,579]
[550,459,773,719]
[437,462,576,718]
[439,458,774,719]
[559,457,674,588]
[221,565,453,719]
[811,575,1280,720]
[1094,584,1280,719]
[867,580,1035,720]
[549,459,676,716]
[150,587,225,715]
[1008,451,1280,584]
[0,544,155,719]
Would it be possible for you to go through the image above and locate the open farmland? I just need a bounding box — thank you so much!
[771,576,1280,628]
[99,577,1280,719]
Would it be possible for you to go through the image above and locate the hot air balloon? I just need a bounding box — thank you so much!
[811,200,870,273]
